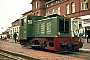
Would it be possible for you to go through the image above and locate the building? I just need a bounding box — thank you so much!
[45,0,89,17]
[11,19,20,38]
[30,0,90,18]
[31,0,49,16]
[21,10,33,16]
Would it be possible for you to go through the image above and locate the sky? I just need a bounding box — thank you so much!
[0,0,32,34]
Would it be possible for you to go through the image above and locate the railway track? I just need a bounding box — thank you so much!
[0,49,39,60]
[0,41,89,60]
[59,50,90,60]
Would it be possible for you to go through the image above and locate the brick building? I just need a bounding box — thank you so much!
[31,0,49,16]
[30,0,90,19]
[30,0,90,37]
[45,0,90,19]
[21,10,33,16]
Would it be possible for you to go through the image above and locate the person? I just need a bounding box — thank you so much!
[4,34,7,41]
[73,28,78,37]
[85,27,87,38]
[13,32,17,43]
[79,27,84,43]
[86,28,90,43]
[6,34,10,41]
[1,35,2,40]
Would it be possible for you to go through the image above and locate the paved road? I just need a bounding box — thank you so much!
[2,38,90,51]
[79,38,90,51]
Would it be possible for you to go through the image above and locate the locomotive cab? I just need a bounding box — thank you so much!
[19,15,43,46]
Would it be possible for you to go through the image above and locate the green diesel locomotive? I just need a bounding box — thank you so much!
[19,14,83,52]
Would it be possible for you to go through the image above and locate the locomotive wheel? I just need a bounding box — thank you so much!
[66,41,73,51]
[78,41,83,48]
[20,40,26,47]
[24,40,31,47]
[20,40,24,45]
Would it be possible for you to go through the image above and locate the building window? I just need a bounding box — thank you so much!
[56,1,58,3]
[15,28,16,32]
[17,27,18,32]
[84,0,88,2]
[36,2,38,9]
[56,0,61,3]
[71,2,75,13]
[34,13,36,16]
[47,5,49,7]
[48,11,50,15]
[57,7,60,15]
[13,28,14,32]
[52,9,55,14]
[66,4,69,14]
[37,12,39,16]
[81,0,88,10]
[51,3,54,5]
[46,11,50,16]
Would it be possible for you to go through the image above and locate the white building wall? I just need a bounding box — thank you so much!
[11,25,20,38]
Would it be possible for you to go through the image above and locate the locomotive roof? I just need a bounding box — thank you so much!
[46,14,61,17]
